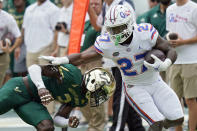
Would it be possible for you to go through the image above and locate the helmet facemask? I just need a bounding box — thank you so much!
[106,20,133,45]
[84,68,115,107]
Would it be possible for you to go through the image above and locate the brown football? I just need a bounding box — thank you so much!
[166,32,178,40]
[145,49,166,64]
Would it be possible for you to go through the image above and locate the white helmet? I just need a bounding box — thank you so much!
[84,67,115,107]
[104,5,135,45]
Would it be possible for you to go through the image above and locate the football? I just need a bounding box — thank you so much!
[166,32,178,41]
[145,49,166,64]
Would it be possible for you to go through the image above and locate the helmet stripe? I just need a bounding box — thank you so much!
[113,5,118,22]
[110,7,113,23]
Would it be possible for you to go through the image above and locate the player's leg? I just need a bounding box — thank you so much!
[14,101,54,131]
[110,67,144,131]
[0,77,30,114]
[152,79,184,129]
[123,83,165,131]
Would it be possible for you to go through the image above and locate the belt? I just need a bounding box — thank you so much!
[22,76,35,100]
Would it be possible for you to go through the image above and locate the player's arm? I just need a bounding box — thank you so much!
[154,35,177,64]
[54,104,79,128]
[28,64,54,105]
[144,35,177,71]
[39,46,102,66]
[68,46,102,66]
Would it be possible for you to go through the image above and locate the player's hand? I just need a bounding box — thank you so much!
[38,88,54,105]
[0,40,10,53]
[144,54,172,72]
[169,38,184,47]
[68,116,80,128]
[39,56,69,65]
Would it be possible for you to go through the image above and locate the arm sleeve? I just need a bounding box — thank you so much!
[7,15,21,38]
[94,36,104,55]
[94,34,113,59]
[148,24,159,47]
[28,64,46,90]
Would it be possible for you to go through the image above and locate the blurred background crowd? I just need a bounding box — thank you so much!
[0,0,197,131]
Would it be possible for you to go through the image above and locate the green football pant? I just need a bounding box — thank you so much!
[0,77,52,127]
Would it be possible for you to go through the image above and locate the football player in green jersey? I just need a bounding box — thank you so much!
[0,64,115,131]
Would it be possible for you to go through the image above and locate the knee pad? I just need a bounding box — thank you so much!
[148,121,163,131]
[163,117,184,129]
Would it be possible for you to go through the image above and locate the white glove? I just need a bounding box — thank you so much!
[144,54,172,72]
[39,56,69,65]
[69,110,83,121]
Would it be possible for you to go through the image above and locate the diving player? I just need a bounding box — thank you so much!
[0,64,115,131]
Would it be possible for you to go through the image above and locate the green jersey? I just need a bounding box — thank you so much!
[146,4,168,37]
[136,12,148,24]
[27,64,88,107]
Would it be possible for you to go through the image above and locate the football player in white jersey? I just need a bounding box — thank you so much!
[40,5,184,131]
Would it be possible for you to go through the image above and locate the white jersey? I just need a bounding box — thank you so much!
[94,23,160,85]
[166,1,197,64]
[0,10,21,53]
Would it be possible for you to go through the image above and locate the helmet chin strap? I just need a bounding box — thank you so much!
[115,35,121,46]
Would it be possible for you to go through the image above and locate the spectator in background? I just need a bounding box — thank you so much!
[22,0,59,114]
[137,0,160,24]
[88,0,145,131]
[0,0,22,87]
[146,0,171,37]
[166,0,197,131]
[22,0,59,67]
[7,0,29,77]
[52,0,73,57]
[79,0,106,131]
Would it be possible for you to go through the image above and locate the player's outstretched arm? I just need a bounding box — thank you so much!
[28,64,54,105]
[39,46,102,66]
[54,104,80,128]
[68,46,102,66]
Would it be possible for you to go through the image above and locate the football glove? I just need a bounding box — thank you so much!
[39,56,69,65]
[144,54,172,72]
